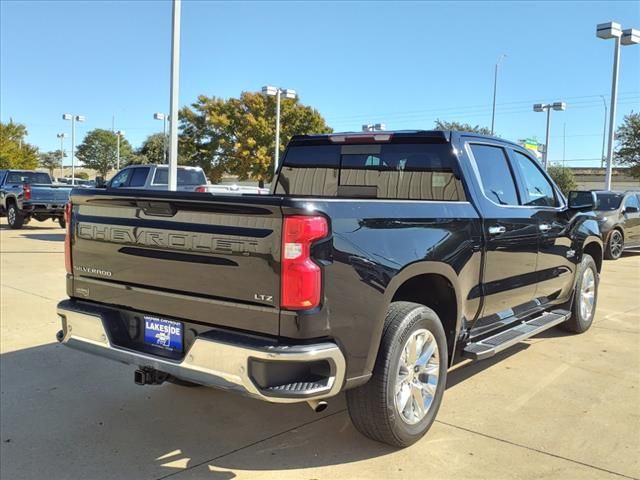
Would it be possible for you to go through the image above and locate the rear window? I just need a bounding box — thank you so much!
[275,142,465,201]
[152,168,206,186]
[6,171,52,184]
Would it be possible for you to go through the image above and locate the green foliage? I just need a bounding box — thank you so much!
[434,119,492,135]
[0,121,39,169]
[74,171,90,180]
[180,91,332,183]
[547,165,577,196]
[39,150,63,175]
[76,129,133,177]
[135,133,167,165]
[614,112,640,178]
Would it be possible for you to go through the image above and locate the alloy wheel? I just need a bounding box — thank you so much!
[394,329,440,425]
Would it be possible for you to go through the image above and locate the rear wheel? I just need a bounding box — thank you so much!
[605,229,624,260]
[346,301,448,447]
[561,254,598,333]
[7,204,24,229]
[58,217,66,229]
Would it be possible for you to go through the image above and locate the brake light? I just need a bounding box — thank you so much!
[23,184,31,201]
[195,185,207,193]
[281,215,328,310]
[64,202,72,274]
[329,133,392,143]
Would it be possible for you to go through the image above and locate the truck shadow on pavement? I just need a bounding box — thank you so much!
[0,338,539,479]
[19,233,65,242]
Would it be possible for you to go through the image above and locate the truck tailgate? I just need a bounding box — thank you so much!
[69,190,283,335]
[31,184,72,202]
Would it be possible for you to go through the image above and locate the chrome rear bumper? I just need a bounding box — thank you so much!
[57,302,346,403]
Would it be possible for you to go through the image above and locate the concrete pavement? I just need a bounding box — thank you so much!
[1,221,639,480]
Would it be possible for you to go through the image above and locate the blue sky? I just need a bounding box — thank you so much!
[1,0,639,167]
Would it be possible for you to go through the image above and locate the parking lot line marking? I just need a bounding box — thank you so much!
[435,420,639,480]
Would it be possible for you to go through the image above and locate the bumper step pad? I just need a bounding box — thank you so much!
[464,309,571,361]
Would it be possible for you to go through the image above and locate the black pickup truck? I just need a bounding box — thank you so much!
[57,131,602,447]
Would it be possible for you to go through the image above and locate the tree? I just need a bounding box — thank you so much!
[134,133,166,165]
[0,121,39,169]
[614,112,640,178]
[39,150,63,176]
[76,129,133,177]
[74,171,89,180]
[434,119,492,135]
[180,92,332,183]
[547,165,577,196]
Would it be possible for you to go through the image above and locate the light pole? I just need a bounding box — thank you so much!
[56,133,66,179]
[597,22,639,190]
[168,0,181,191]
[599,95,607,168]
[533,102,566,169]
[262,85,297,173]
[491,54,507,135]
[62,113,85,185]
[115,130,125,170]
[154,112,168,163]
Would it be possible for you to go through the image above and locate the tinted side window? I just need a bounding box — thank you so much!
[129,167,150,187]
[624,194,639,209]
[110,169,131,188]
[469,144,519,206]
[511,151,558,207]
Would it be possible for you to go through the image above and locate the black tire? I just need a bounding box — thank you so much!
[165,376,203,387]
[604,229,624,260]
[346,301,448,447]
[58,217,66,229]
[7,204,25,229]
[561,254,598,333]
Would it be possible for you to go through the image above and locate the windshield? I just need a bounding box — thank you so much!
[152,168,206,186]
[595,192,623,211]
[6,171,52,184]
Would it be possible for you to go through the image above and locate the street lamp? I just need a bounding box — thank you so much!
[56,133,66,179]
[115,130,125,171]
[491,54,507,135]
[597,22,640,190]
[154,113,168,163]
[262,85,297,173]
[62,113,85,185]
[533,102,566,169]
[599,96,607,168]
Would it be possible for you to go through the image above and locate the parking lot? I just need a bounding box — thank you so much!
[1,222,639,480]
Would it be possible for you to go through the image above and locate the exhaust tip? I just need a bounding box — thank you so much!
[307,400,328,413]
[55,330,64,343]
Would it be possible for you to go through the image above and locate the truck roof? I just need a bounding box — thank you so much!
[289,130,521,148]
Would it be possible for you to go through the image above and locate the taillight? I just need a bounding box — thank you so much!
[195,185,206,193]
[64,202,72,274]
[281,215,328,310]
[23,184,31,201]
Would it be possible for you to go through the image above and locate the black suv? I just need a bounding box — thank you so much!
[593,191,640,259]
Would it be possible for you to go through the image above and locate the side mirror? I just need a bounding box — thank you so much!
[624,206,639,214]
[568,190,596,210]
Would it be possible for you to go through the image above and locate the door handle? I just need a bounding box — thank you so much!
[539,224,552,232]
[488,225,506,235]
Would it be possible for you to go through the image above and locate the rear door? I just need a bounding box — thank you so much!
[465,142,539,334]
[70,191,284,334]
[509,149,574,306]
[622,194,640,245]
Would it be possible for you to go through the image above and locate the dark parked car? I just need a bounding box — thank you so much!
[0,170,72,229]
[593,191,640,259]
[57,130,602,447]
